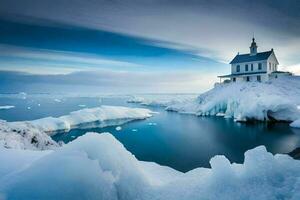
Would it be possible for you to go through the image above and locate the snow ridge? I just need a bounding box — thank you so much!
[0,132,299,200]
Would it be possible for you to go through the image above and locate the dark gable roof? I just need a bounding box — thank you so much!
[230,51,273,64]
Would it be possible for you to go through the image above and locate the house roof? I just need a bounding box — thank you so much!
[230,50,273,64]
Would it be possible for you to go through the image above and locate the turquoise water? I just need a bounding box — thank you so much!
[1,95,300,172]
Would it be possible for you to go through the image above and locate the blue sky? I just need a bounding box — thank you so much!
[0,0,299,93]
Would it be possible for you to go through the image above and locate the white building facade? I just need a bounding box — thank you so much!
[218,38,280,82]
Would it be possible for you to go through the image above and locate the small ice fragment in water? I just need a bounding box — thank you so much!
[116,126,122,131]
[54,99,62,103]
[37,104,41,107]
[0,105,15,110]
[71,136,76,138]
[132,129,138,132]
[78,104,86,107]
[147,122,157,126]
[216,112,225,117]
[27,106,31,110]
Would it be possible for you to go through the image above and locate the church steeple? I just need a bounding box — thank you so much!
[250,37,257,56]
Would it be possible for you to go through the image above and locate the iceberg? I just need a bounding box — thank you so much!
[0,132,299,200]
[0,106,153,150]
[166,76,300,122]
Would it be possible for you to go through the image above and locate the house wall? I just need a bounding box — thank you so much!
[267,52,279,73]
[231,74,268,82]
[231,61,267,74]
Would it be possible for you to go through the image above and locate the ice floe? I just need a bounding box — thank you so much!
[0,106,153,150]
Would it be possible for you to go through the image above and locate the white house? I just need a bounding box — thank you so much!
[218,38,290,82]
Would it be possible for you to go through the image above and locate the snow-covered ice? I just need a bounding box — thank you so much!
[0,132,299,200]
[0,120,58,150]
[167,76,300,122]
[0,106,153,150]
[0,106,15,110]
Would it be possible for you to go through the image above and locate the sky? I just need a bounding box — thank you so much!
[0,0,299,94]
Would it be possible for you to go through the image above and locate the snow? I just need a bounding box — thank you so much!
[0,106,15,110]
[0,120,58,150]
[167,76,300,122]
[0,132,299,200]
[127,94,197,107]
[0,106,153,150]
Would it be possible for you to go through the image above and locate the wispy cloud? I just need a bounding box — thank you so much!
[0,45,142,74]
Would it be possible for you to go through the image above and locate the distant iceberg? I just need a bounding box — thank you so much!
[0,132,299,200]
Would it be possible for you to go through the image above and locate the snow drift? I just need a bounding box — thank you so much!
[166,76,300,122]
[0,132,299,200]
[0,106,153,150]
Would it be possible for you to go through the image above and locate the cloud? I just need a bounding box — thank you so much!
[0,70,218,94]
[0,0,299,67]
[0,45,141,74]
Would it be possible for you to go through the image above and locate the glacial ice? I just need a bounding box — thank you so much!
[0,132,299,200]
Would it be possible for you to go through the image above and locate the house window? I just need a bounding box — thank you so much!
[251,64,253,71]
[246,76,250,82]
[245,64,248,71]
[232,77,236,82]
[236,65,240,72]
[257,75,261,82]
[258,63,262,70]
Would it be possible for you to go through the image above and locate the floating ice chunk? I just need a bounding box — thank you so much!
[290,118,300,128]
[37,103,41,107]
[147,122,157,126]
[132,129,138,132]
[216,112,225,117]
[54,99,62,103]
[27,107,31,110]
[78,104,86,107]
[0,105,15,110]
[115,126,122,131]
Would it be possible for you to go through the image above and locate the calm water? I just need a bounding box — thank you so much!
[1,95,300,172]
